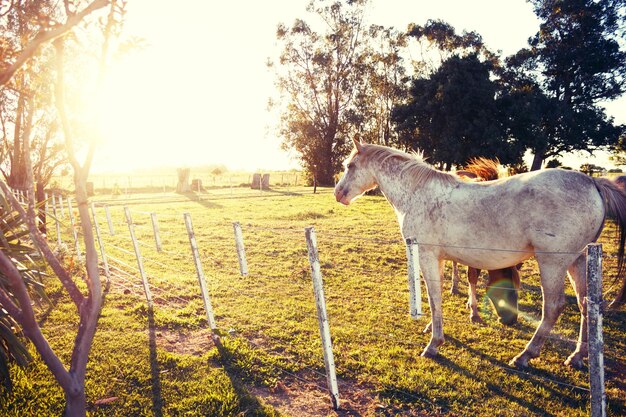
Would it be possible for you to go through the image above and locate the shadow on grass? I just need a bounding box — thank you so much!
[211,334,280,416]
[177,191,224,209]
[445,334,586,414]
[147,305,164,417]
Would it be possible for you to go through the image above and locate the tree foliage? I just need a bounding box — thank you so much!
[392,53,512,170]
[272,0,371,185]
[506,0,626,169]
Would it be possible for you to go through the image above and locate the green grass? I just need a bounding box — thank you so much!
[1,186,625,416]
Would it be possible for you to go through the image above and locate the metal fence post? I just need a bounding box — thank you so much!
[91,202,110,280]
[67,197,82,261]
[184,213,217,331]
[405,238,423,319]
[304,226,340,410]
[233,222,248,276]
[52,194,62,246]
[124,207,153,308]
[105,204,115,235]
[586,243,606,417]
[150,212,163,252]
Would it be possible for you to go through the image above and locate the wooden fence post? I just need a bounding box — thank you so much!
[586,243,606,417]
[304,226,340,410]
[232,222,248,276]
[124,207,153,308]
[91,203,110,280]
[105,204,115,235]
[405,238,423,319]
[150,212,163,252]
[183,213,217,331]
[67,197,82,261]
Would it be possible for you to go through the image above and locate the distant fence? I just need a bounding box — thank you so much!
[51,171,302,194]
[24,190,617,416]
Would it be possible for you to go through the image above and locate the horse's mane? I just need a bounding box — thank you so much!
[358,144,458,187]
[463,157,500,181]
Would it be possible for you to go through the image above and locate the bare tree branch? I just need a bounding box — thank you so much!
[0,0,109,87]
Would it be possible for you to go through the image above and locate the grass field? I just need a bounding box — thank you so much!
[1,186,625,416]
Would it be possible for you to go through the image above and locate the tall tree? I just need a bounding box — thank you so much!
[510,0,626,170]
[351,24,407,147]
[392,53,514,170]
[271,0,369,186]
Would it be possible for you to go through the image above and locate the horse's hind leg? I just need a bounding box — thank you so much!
[564,254,587,369]
[450,261,461,295]
[510,257,567,368]
[466,267,483,323]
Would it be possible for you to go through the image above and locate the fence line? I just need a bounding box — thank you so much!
[41,200,619,416]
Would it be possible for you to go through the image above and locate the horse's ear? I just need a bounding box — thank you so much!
[352,135,364,153]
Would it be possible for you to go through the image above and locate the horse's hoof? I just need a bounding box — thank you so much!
[564,353,585,369]
[470,315,484,324]
[422,322,432,333]
[499,315,518,326]
[420,347,439,359]
[509,354,529,369]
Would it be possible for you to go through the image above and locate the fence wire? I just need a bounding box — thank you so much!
[34,197,624,416]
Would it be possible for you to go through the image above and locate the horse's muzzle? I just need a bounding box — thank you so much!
[334,187,349,205]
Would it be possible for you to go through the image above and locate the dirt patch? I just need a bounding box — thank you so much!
[248,371,436,417]
[156,328,215,355]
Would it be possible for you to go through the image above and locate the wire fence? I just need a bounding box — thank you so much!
[16,189,625,416]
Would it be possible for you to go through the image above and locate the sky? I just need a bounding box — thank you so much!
[91,0,625,173]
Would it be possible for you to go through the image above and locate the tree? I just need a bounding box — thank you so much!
[271,0,370,186]
[350,24,407,147]
[392,53,514,170]
[0,1,121,415]
[405,19,498,77]
[508,0,626,170]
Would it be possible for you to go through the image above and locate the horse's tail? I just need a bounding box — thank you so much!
[593,177,626,307]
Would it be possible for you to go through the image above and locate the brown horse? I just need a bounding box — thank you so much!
[453,158,520,325]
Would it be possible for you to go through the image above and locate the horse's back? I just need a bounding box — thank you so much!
[420,168,606,268]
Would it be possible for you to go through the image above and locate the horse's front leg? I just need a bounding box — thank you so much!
[510,257,567,368]
[421,254,445,358]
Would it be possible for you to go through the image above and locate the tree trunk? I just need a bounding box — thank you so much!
[530,150,545,171]
[64,387,87,417]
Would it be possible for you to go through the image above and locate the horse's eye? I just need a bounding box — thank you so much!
[347,163,356,170]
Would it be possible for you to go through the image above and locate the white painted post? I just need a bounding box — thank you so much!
[586,243,606,417]
[183,213,217,331]
[67,198,82,261]
[58,193,65,218]
[52,194,62,246]
[405,238,423,319]
[91,202,110,280]
[105,204,115,235]
[124,207,153,308]
[43,192,49,230]
[232,222,248,276]
[304,226,340,410]
[150,212,163,252]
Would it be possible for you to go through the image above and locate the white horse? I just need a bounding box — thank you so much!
[334,138,626,368]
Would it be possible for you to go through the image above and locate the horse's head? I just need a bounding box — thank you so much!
[334,137,378,205]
